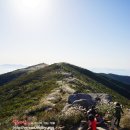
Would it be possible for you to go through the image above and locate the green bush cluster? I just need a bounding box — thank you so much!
[96,103,115,120]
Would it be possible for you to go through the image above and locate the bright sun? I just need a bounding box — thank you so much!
[21,0,41,8]
[12,0,51,15]
[11,0,52,26]
[12,0,50,11]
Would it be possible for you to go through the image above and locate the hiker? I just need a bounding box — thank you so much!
[95,114,108,128]
[87,114,97,130]
[114,102,123,127]
[95,114,104,126]
[87,105,97,117]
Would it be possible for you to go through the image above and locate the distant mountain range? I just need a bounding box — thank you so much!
[91,68,130,77]
[0,64,26,74]
[100,73,130,85]
[0,62,130,129]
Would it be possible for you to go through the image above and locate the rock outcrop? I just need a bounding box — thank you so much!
[89,93,112,104]
[68,93,112,108]
[68,93,96,108]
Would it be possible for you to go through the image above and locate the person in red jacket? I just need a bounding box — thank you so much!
[87,114,97,130]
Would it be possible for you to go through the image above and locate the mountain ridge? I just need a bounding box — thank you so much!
[100,73,130,85]
[0,63,48,86]
[0,62,130,129]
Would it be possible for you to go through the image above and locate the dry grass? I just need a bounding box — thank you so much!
[59,106,85,126]
[120,110,130,129]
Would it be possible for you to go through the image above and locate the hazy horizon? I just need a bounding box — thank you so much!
[0,0,130,75]
[0,63,130,76]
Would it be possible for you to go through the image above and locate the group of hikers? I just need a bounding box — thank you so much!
[86,102,123,130]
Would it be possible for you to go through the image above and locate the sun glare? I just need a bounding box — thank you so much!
[21,0,41,9]
[12,0,51,13]
[10,0,53,30]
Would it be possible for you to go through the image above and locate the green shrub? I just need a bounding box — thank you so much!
[96,103,115,120]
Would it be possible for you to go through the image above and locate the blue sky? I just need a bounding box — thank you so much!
[0,0,130,75]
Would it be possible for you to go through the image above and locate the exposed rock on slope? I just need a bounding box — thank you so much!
[68,93,95,108]
[68,93,112,108]
[88,93,112,104]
